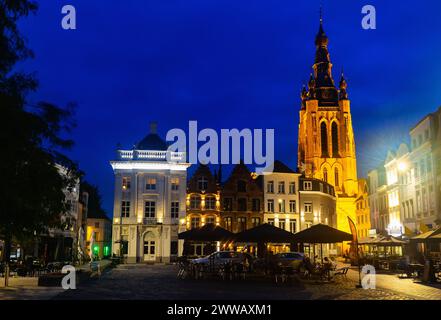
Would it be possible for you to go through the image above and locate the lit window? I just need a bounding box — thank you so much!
[278,181,285,194]
[267,199,274,212]
[278,199,285,213]
[289,182,296,194]
[267,181,274,193]
[122,177,131,190]
[121,201,130,218]
[304,181,312,190]
[171,178,179,191]
[225,217,233,231]
[289,200,296,213]
[190,195,201,209]
[146,178,156,190]
[304,202,313,214]
[206,216,215,224]
[205,196,216,210]
[191,217,201,229]
[238,217,247,231]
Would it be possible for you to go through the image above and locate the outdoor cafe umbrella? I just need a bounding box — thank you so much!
[362,235,408,246]
[178,223,234,242]
[233,223,297,243]
[291,224,353,263]
[291,224,353,244]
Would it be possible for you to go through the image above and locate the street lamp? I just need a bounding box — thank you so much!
[397,161,408,172]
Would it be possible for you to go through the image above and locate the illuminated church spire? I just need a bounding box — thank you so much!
[303,8,339,106]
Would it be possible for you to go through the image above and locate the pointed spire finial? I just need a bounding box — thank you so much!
[320,5,323,24]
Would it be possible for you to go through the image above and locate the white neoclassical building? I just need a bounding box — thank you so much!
[110,122,190,263]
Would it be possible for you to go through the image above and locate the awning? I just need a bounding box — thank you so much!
[411,226,441,242]
[291,224,353,244]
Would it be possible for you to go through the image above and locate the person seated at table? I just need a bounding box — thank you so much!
[302,257,314,276]
[323,257,334,269]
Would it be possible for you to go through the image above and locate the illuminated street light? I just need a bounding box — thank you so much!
[397,161,407,172]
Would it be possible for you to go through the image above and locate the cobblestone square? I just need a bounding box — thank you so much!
[48,264,441,300]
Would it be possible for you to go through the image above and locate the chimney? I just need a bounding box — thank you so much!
[150,121,158,134]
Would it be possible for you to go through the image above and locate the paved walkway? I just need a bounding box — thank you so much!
[2,262,440,300]
[0,260,112,299]
[54,263,441,300]
[344,265,441,300]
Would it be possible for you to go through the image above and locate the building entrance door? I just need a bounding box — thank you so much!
[143,237,156,262]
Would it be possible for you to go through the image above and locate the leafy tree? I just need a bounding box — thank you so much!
[0,1,80,262]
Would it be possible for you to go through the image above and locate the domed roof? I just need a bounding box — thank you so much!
[135,122,168,150]
[136,133,168,150]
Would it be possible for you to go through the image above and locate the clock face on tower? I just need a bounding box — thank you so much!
[322,90,330,100]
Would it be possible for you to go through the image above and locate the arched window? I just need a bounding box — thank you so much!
[323,167,328,182]
[320,122,328,157]
[334,168,340,187]
[332,122,339,157]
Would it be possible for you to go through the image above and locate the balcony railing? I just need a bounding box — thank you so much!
[117,150,186,162]
[143,217,158,225]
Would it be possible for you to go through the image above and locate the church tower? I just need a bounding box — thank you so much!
[297,14,359,234]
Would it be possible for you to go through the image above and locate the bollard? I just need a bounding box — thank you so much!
[4,264,9,287]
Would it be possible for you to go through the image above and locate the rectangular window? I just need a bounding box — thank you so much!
[238,217,247,232]
[279,220,286,230]
[198,177,208,191]
[171,201,179,218]
[223,198,233,211]
[238,198,247,211]
[304,202,313,214]
[251,217,261,227]
[267,181,274,193]
[122,177,131,190]
[190,196,201,209]
[205,196,216,210]
[121,201,130,218]
[206,216,215,224]
[252,198,260,212]
[304,181,312,190]
[191,217,200,229]
[278,181,285,194]
[278,199,285,213]
[267,218,275,226]
[171,178,179,191]
[144,201,156,218]
[289,219,296,233]
[267,199,274,212]
[289,182,296,194]
[289,200,296,213]
[225,217,233,231]
[146,178,157,190]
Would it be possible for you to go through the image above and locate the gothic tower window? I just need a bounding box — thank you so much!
[334,168,339,187]
[323,167,328,182]
[332,122,339,157]
[321,122,328,157]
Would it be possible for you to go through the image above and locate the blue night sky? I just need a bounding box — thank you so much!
[17,0,441,215]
